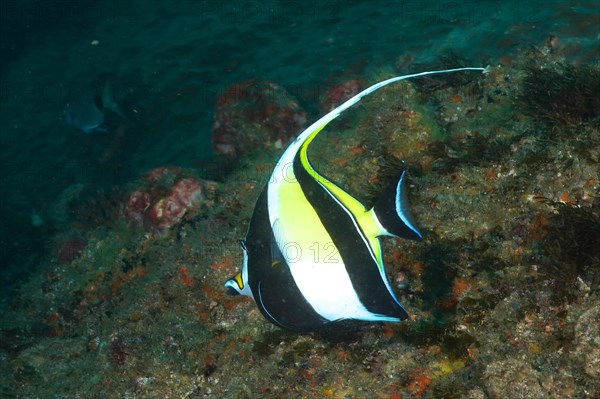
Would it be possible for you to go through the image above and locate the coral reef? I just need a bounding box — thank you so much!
[2,49,599,398]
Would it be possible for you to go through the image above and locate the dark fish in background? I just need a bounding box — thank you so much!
[64,79,124,134]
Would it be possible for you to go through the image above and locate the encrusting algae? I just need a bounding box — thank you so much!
[1,46,599,398]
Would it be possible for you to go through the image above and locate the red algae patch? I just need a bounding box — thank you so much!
[123,167,217,231]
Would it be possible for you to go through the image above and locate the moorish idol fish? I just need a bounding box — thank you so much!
[225,67,487,332]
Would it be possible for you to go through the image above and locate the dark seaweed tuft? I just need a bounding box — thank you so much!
[362,154,416,208]
[396,316,451,348]
[538,200,600,299]
[252,330,289,356]
[518,62,600,128]
[436,131,519,168]
[420,242,459,313]
[412,50,482,93]
[108,336,130,366]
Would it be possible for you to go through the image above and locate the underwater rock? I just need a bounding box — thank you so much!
[124,167,217,230]
[465,389,487,399]
[320,78,366,112]
[574,302,600,378]
[585,348,600,378]
[211,79,307,159]
[484,358,546,399]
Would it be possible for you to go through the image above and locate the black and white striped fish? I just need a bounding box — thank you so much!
[225,67,487,331]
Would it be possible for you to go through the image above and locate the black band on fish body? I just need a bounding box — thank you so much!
[245,186,328,331]
[293,151,409,321]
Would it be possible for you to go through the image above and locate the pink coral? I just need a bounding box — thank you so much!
[125,190,151,227]
[320,79,366,113]
[147,178,203,229]
[124,168,214,231]
[211,79,307,159]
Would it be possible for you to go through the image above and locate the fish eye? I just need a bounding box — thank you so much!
[240,239,247,251]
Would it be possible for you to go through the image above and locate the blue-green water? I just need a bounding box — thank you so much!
[0,0,598,303]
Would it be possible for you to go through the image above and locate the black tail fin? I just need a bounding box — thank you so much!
[372,170,422,240]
